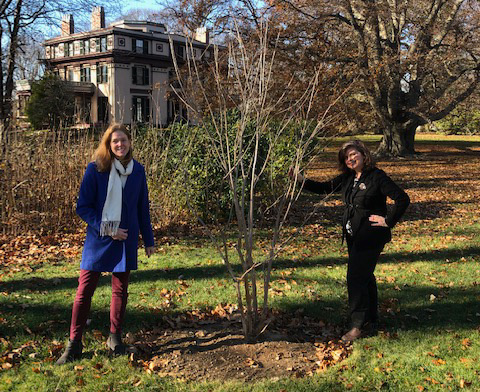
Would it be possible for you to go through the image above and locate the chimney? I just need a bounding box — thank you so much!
[61,14,74,36]
[91,6,105,30]
[195,27,209,44]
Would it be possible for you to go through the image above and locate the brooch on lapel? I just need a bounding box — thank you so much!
[359,183,366,190]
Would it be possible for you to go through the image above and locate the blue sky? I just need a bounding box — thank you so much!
[126,0,160,12]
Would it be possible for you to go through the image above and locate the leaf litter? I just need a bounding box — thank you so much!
[128,305,352,381]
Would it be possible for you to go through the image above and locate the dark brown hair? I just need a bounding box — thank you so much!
[337,139,375,174]
[93,123,132,172]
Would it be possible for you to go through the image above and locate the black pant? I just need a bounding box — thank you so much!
[346,238,384,328]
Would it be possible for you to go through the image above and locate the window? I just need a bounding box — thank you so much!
[132,38,148,54]
[175,45,184,58]
[132,65,150,85]
[79,40,90,55]
[64,42,73,57]
[97,97,109,123]
[96,36,107,52]
[67,68,74,81]
[132,96,150,123]
[80,66,91,82]
[96,64,108,83]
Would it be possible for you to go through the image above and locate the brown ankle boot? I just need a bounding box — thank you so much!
[341,327,362,342]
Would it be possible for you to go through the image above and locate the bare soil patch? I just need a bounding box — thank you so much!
[128,311,352,381]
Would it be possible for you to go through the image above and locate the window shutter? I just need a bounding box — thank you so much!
[145,98,150,121]
[143,40,148,54]
[97,67,101,83]
[132,38,136,52]
[132,97,137,121]
[144,67,149,85]
[132,66,137,84]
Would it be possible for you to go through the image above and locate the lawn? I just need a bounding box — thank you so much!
[1,134,479,391]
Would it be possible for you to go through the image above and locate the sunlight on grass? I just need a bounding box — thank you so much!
[1,136,480,391]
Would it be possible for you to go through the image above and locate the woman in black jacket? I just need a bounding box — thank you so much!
[291,140,410,341]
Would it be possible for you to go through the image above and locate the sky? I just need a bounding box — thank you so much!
[127,0,159,11]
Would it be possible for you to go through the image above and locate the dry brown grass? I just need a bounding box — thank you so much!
[0,130,95,235]
[0,128,190,236]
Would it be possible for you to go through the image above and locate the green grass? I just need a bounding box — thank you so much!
[1,134,480,391]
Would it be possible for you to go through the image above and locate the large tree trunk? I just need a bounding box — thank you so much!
[376,122,416,157]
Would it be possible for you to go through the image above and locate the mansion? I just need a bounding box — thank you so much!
[19,6,212,127]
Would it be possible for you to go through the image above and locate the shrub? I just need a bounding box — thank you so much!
[435,109,480,135]
[26,73,75,131]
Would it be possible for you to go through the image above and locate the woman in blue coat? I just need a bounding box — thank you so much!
[57,123,154,364]
[291,140,409,342]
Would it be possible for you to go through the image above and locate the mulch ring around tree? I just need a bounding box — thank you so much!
[128,307,353,381]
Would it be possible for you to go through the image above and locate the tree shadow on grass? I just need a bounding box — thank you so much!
[268,283,479,334]
[0,283,478,344]
[1,246,479,295]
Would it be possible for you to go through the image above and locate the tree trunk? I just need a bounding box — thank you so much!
[376,122,416,157]
[1,0,23,154]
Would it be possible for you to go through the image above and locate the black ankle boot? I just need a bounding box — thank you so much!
[107,333,127,356]
[56,339,83,365]
[107,333,137,356]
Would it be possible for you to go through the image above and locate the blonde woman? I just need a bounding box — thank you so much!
[57,124,154,364]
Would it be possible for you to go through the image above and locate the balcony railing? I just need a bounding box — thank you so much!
[66,81,95,94]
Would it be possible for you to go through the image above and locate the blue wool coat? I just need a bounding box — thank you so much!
[76,160,154,272]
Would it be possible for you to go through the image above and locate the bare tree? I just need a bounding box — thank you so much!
[15,32,45,80]
[155,0,271,39]
[170,22,342,339]
[273,0,480,156]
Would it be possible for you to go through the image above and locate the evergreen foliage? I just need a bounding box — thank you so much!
[26,73,75,131]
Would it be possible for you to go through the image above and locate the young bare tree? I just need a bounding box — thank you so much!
[273,0,480,156]
[170,22,343,339]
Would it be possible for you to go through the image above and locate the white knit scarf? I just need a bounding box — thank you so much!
[100,158,134,236]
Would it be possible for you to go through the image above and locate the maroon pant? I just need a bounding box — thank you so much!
[69,269,130,341]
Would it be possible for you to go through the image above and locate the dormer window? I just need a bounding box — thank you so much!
[175,45,184,59]
[132,38,148,54]
[79,40,90,55]
[96,36,107,52]
[65,42,73,57]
